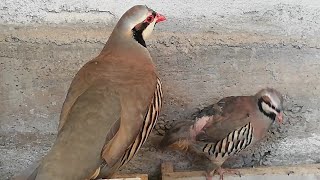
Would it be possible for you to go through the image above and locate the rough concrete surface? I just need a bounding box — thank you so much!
[1,0,320,35]
[1,1,320,180]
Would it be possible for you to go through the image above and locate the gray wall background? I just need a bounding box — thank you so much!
[1,0,320,179]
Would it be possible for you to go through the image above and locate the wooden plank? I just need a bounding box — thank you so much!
[102,178,142,180]
[162,162,174,174]
[161,162,320,180]
[101,173,148,180]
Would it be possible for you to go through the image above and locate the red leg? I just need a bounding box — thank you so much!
[215,167,241,180]
[204,170,214,180]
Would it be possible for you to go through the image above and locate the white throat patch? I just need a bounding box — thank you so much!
[261,101,277,115]
[142,20,156,39]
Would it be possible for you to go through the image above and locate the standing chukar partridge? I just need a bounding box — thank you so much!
[12,5,166,180]
[160,88,284,180]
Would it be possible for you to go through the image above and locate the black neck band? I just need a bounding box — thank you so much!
[258,98,276,121]
[132,22,149,48]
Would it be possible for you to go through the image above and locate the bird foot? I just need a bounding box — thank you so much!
[206,167,241,180]
[205,173,213,180]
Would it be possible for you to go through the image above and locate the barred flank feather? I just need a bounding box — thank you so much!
[119,78,163,167]
[201,123,253,159]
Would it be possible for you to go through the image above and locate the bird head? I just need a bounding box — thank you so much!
[115,5,166,47]
[256,88,284,124]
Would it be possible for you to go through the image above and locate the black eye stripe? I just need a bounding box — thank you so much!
[263,99,280,113]
[263,100,272,107]
[271,105,281,113]
[152,11,156,17]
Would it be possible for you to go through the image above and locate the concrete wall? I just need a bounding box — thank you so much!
[1,0,320,179]
[2,0,320,36]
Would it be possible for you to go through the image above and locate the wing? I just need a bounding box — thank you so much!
[97,78,163,178]
[36,82,122,180]
[195,96,255,143]
[159,96,256,153]
[192,122,254,168]
[117,78,163,167]
[58,59,100,132]
[190,96,256,166]
[85,51,160,177]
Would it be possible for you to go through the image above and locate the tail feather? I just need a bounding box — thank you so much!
[167,139,191,152]
[159,120,194,150]
[153,119,175,136]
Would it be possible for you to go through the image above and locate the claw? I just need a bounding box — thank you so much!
[218,167,241,180]
[207,167,241,180]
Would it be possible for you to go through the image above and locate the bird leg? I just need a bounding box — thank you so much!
[204,170,214,180]
[215,167,241,180]
[205,167,241,180]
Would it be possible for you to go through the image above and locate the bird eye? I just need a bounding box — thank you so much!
[146,15,154,23]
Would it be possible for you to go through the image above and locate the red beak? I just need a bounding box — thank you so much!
[276,112,283,124]
[156,13,166,23]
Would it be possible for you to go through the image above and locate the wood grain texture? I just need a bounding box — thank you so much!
[161,162,320,180]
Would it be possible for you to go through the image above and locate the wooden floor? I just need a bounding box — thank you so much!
[103,162,320,180]
[102,173,148,180]
[160,162,320,180]
[17,162,320,180]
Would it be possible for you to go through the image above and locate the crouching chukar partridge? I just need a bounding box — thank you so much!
[13,5,166,180]
[160,88,284,180]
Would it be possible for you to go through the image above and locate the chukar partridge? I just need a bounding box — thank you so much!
[13,5,166,180]
[160,88,284,180]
